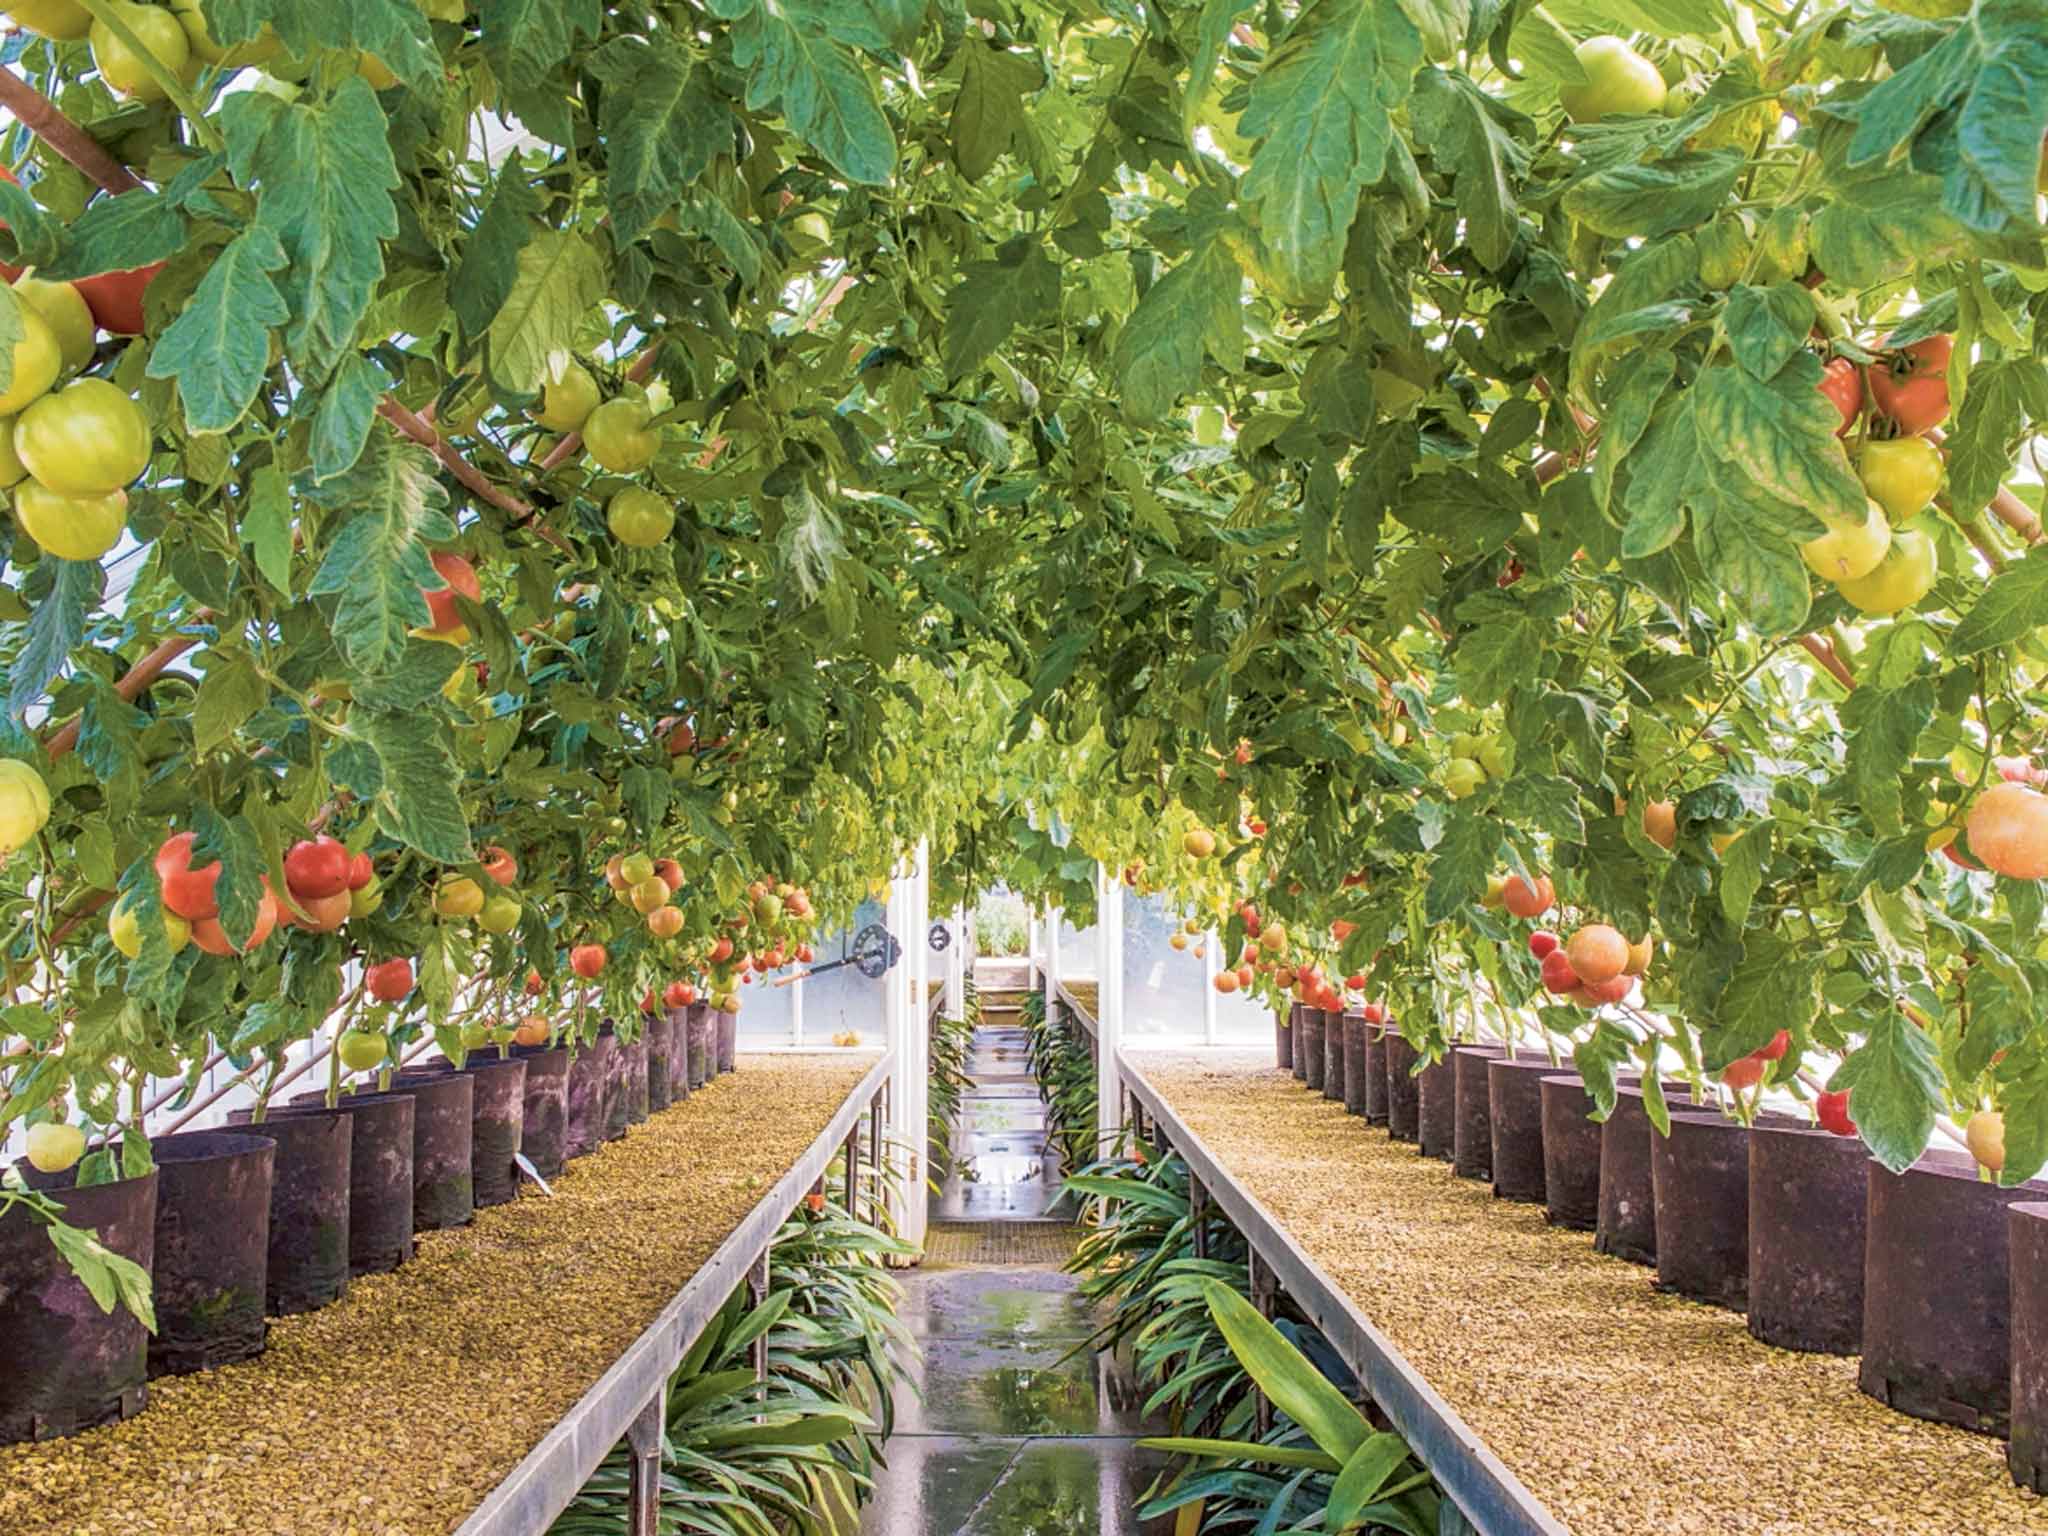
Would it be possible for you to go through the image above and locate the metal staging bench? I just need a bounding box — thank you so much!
[458,1050,894,1535]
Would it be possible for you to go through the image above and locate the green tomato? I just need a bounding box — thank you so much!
[0,417,26,489]
[607,485,675,547]
[349,877,384,920]
[108,893,191,958]
[1444,757,1485,800]
[1476,736,1512,779]
[14,481,127,561]
[1836,527,1938,615]
[1558,37,1666,124]
[1858,436,1944,523]
[336,1029,389,1072]
[0,301,62,417]
[582,396,660,474]
[0,758,52,856]
[12,278,95,374]
[1191,406,1223,446]
[479,894,522,934]
[170,0,281,66]
[5,0,92,40]
[1800,498,1891,584]
[25,1120,85,1173]
[89,1,194,102]
[14,378,152,496]
[531,360,599,432]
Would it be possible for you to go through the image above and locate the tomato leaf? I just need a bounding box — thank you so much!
[1831,1010,1945,1175]
[144,225,290,433]
[1111,239,1244,420]
[1561,150,1744,240]
[484,228,609,397]
[1842,679,1936,836]
[354,711,474,863]
[1409,68,1529,272]
[733,8,897,185]
[306,433,455,673]
[950,40,1041,182]
[1237,0,1424,301]
[449,160,541,345]
[1424,809,1500,925]
[943,238,1061,381]
[590,37,731,242]
[1722,284,1814,382]
[1949,545,2048,657]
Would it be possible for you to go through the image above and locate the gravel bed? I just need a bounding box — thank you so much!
[1134,1049,2044,1536]
[0,1055,874,1536]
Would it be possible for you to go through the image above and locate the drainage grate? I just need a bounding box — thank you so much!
[924,1221,1079,1266]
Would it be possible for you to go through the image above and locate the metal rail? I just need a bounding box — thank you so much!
[453,1051,895,1536]
[1115,1050,1570,1536]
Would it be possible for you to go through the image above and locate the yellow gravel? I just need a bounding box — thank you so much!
[0,1055,874,1536]
[1133,1049,2045,1536]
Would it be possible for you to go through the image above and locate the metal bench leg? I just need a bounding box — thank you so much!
[625,1391,665,1535]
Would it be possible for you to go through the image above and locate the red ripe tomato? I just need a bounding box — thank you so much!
[346,850,375,891]
[73,262,164,336]
[287,890,351,932]
[708,936,734,964]
[1757,1029,1791,1062]
[1235,963,1254,987]
[284,835,351,901]
[653,857,683,892]
[663,980,690,1009]
[1866,333,1951,434]
[1528,930,1560,960]
[1539,948,1581,995]
[524,968,545,996]
[1361,1002,1387,1025]
[570,943,607,979]
[155,830,221,920]
[422,550,481,635]
[480,844,518,885]
[365,958,414,1003]
[1722,1054,1767,1090]
[1579,973,1633,1005]
[797,944,814,964]
[1344,971,1366,990]
[1817,356,1862,437]
[1816,1089,1857,1138]
[641,988,658,1014]
[762,947,785,969]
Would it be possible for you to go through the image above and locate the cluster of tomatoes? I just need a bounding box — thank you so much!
[1800,334,1953,617]
[523,358,676,547]
[0,243,154,564]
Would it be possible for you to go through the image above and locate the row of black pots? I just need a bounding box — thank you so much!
[0,1004,738,1446]
[1279,1005,2048,1490]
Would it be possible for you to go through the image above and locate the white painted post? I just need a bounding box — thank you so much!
[902,838,932,1252]
[882,860,916,1252]
[1045,905,1061,1013]
[1203,927,1220,1046]
[943,902,966,1018]
[1095,863,1126,1149]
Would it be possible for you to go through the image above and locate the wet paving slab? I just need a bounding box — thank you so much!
[864,1001,1167,1534]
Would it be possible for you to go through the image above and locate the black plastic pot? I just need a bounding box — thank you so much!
[1320,1009,1345,1103]
[598,1023,629,1141]
[1417,1048,1456,1162]
[1340,1011,1371,1116]
[1452,1045,1507,1181]
[405,1056,527,1208]
[1385,1034,1421,1143]
[511,1044,570,1178]
[1363,1023,1389,1125]
[1860,1150,2047,1435]
[1,1164,157,1444]
[1594,1083,1689,1267]
[565,1032,615,1158]
[277,1091,418,1270]
[1300,1009,1326,1093]
[1747,1122,1871,1355]
[716,1009,737,1074]
[686,1004,713,1090]
[1539,1075,1602,1231]
[345,1075,474,1232]
[620,1031,651,1124]
[2012,1202,2048,1493]
[1275,1006,1294,1072]
[647,1010,676,1112]
[1488,1056,1560,1204]
[144,1130,274,1376]
[1651,1109,1792,1311]
[1289,1003,1306,1082]
[223,1108,352,1310]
